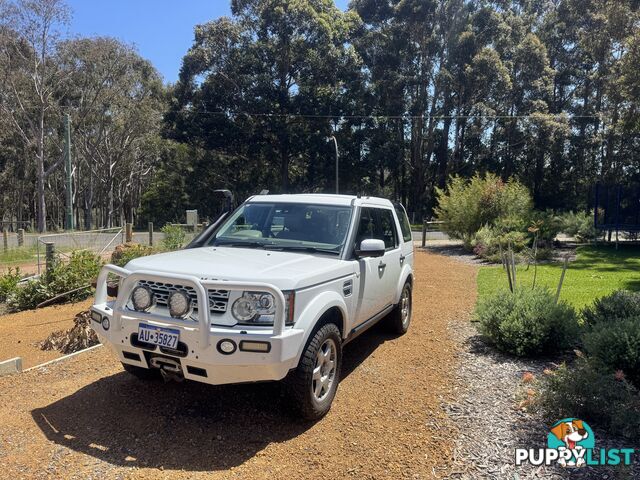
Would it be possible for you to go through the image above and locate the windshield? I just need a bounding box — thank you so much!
[208,202,353,255]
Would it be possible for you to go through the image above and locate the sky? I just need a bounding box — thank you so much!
[66,0,349,84]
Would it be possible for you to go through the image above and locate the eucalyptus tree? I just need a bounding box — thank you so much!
[57,37,165,228]
[0,0,70,232]
[168,0,361,194]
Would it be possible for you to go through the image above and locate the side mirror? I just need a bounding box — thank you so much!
[355,239,385,258]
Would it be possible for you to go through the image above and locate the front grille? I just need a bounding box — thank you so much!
[137,280,229,316]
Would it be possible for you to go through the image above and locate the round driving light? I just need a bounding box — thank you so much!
[168,290,191,318]
[217,339,237,355]
[131,286,154,311]
[231,296,258,322]
[101,317,110,331]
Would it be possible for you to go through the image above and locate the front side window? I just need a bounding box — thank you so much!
[354,207,398,251]
[210,202,353,255]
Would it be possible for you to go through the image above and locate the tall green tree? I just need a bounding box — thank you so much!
[167,0,361,196]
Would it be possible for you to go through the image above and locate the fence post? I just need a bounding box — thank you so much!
[421,220,427,248]
[45,242,55,271]
[125,223,133,243]
[17,228,24,247]
[148,222,154,246]
[2,228,7,251]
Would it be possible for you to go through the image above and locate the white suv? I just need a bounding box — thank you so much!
[92,194,414,419]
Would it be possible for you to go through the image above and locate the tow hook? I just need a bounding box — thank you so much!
[150,356,184,382]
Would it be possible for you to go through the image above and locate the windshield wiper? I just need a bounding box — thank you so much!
[214,240,272,248]
[263,244,340,255]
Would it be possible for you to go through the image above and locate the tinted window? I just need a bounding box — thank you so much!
[394,204,413,242]
[354,207,376,245]
[378,209,398,249]
[354,207,398,251]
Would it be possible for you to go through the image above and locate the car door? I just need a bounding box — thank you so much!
[352,207,401,325]
[375,207,402,308]
[352,207,387,325]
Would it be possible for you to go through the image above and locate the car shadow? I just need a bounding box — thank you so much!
[31,324,392,472]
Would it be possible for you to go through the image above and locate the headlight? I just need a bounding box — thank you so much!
[231,291,294,325]
[168,290,192,318]
[131,285,154,311]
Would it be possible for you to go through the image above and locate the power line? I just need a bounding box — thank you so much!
[182,110,604,120]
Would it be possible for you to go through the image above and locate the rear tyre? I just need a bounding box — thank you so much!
[288,323,342,420]
[387,281,412,335]
[122,362,161,380]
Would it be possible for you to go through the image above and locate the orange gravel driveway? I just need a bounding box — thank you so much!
[0,250,477,479]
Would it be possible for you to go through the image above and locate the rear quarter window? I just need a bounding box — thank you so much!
[394,204,413,242]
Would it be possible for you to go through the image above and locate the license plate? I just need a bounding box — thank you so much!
[137,324,180,349]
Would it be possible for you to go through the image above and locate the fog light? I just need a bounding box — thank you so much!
[239,341,270,353]
[90,310,102,323]
[131,285,154,312]
[217,339,237,355]
[101,317,110,331]
[168,290,191,318]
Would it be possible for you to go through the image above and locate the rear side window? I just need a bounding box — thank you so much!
[394,204,412,242]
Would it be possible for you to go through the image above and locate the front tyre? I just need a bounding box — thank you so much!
[388,281,412,335]
[288,323,342,420]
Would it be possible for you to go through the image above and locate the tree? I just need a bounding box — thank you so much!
[57,37,165,228]
[0,0,70,232]
[167,0,361,195]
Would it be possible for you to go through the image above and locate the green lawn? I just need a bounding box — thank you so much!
[477,244,640,310]
[0,246,40,266]
[0,245,76,268]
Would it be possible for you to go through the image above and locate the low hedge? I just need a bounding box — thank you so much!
[476,287,579,356]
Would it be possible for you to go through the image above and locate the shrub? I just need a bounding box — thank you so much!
[435,173,532,247]
[45,250,103,299]
[7,250,103,311]
[0,267,22,302]
[535,358,640,440]
[471,226,528,261]
[583,316,640,387]
[161,224,186,251]
[558,211,597,242]
[8,278,51,310]
[476,287,579,356]
[582,290,640,328]
[529,210,563,246]
[111,243,154,267]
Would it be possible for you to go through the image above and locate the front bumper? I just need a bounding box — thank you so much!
[92,265,304,385]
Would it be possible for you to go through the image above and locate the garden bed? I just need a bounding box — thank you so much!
[444,318,640,479]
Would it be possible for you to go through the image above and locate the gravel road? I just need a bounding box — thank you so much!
[0,250,478,479]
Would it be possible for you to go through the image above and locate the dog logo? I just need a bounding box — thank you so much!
[547,418,594,468]
[516,417,635,468]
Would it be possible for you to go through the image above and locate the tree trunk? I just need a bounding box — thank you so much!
[36,110,47,233]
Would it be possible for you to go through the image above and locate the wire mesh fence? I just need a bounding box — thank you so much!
[36,228,124,274]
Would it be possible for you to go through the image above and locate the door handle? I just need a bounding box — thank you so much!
[399,255,405,265]
[378,262,387,271]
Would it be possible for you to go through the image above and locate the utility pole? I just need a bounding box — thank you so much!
[329,135,339,194]
[64,113,74,230]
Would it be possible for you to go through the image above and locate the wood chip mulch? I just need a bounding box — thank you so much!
[442,291,640,480]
